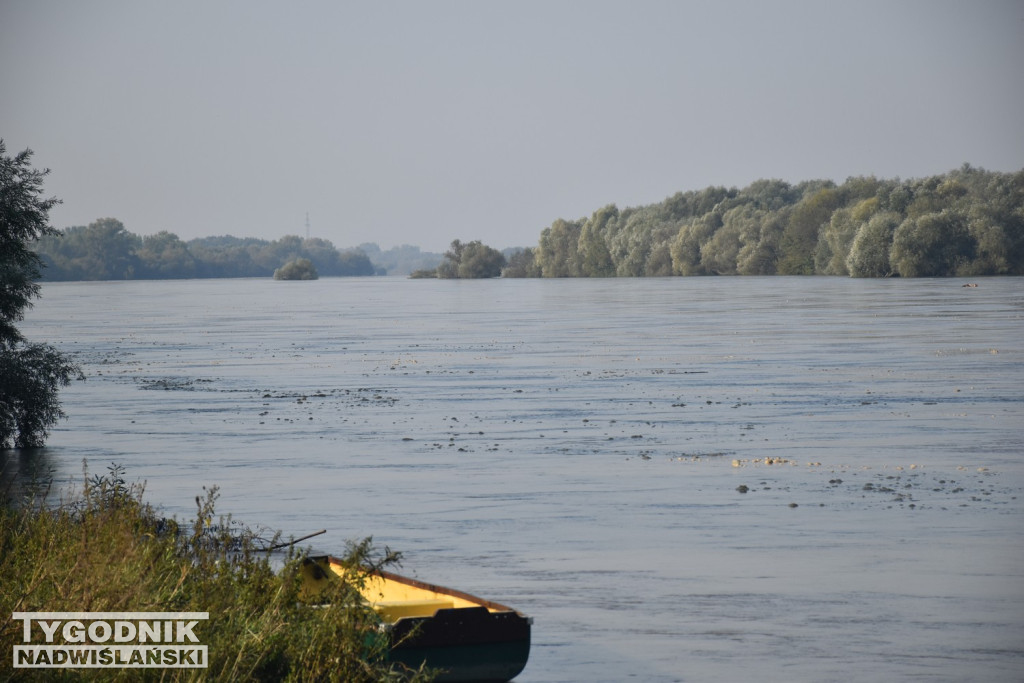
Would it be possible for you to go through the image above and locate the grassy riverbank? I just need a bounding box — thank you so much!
[1,464,432,682]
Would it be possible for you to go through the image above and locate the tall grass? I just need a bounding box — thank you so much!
[1,464,433,682]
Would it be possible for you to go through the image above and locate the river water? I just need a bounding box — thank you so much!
[8,276,1024,682]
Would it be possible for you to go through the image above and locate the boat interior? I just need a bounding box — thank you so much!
[301,556,511,622]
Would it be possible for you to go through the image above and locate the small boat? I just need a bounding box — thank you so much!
[302,555,531,682]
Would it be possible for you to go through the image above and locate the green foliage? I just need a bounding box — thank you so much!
[274,257,319,281]
[890,210,974,277]
[502,166,1024,278]
[609,210,670,277]
[0,141,58,345]
[408,268,438,279]
[137,231,199,278]
[433,240,506,279]
[816,207,858,275]
[35,228,376,280]
[777,186,841,275]
[576,206,617,277]
[501,248,541,278]
[1,140,82,449]
[847,212,900,277]
[669,215,719,276]
[535,219,582,277]
[458,241,506,278]
[0,343,82,448]
[735,208,784,275]
[1,464,433,682]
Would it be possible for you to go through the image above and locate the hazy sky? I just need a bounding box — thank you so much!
[3,1,1022,252]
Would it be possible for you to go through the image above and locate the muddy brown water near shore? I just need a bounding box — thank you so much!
[8,276,1024,682]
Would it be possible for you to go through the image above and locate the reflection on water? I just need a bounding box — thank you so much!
[0,448,60,502]
[14,276,1024,682]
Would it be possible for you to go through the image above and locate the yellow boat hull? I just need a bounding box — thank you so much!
[303,556,531,682]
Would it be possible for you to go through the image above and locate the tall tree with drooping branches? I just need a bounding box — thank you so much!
[0,140,81,448]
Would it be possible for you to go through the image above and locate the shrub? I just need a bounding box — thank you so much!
[273,258,319,280]
[0,463,432,682]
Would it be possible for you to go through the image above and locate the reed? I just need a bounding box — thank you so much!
[1,463,432,682]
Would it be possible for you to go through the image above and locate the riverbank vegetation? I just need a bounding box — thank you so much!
[1,464,433,681]
[33,221,377,280]
[28,166,1023,282]
[503,165,1024,278]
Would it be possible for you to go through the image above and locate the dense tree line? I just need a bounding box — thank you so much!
[503,166,1024,278]
[33,220,376,280]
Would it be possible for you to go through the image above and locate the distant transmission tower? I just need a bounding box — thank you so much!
[305,212,311,240]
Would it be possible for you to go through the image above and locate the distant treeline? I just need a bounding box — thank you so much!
[32,218,416,280]
[504,165,1024,278]
[355,243,443,276]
